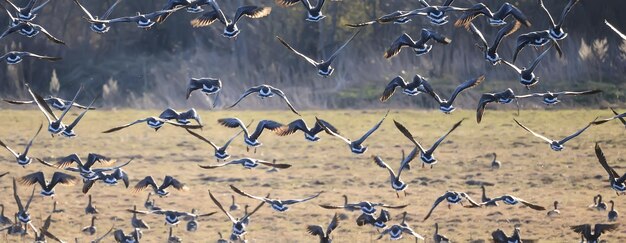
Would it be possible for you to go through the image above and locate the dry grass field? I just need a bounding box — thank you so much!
[0,109,625,242]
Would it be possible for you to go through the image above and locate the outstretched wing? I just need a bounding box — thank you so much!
[327,29,361,63]
[233,6,271,24]
[316,117,351,145]
[276,36,320,66]
[230,185,269,202]
[352,110,388,145]
[186,129,218,150]
[606,20,626,40]
[557,122,592,145]
[282,191,324,205]
[384,33,415,59]
[48,172,77,188]
[448,75,484,106]
[271,87,300,115]
[513,119,553,143]
[208,190,235,223]
[102,118,148,133]
[133,176,158,192]
[425,119,464,154]
[161,176,188,191]
[476,93,496,124]
[423,193,448,221]
[226,86,263,109]
[393,120,426,153]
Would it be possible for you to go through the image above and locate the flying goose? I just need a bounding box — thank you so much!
[475,194,546,210]
[153,0,192,23]
[512,30,563,63]
[346,10,416,27]
[423,191,480,221]
[85,195,99,214]
[319,195,409,215]
[394,119,464,167]
[158,108,202,126]
[73,0,124,33]
[61,96,98,137]
[18,171,77,197]
[372,147,419,197]
[82,216,97,235]
[375,1,470,26]
[44,153,115,181]
[455,2,530,27]
[502,44,561,88]
[185,208,201,232]
[128,208,215,226]
[594,143,626,195]
[3,0,50,21]
[0,215,25,236]
[307,213,339,243]
[0,123,42,167]
[596,194,608,211]
[3,95,95,110]
[86,8,184,29]
[513,118,593,151]
[516,90,601,105]
[186,77,222,107]
[226,84,299,115]
[33,214,63,243]
[356,209,390,229]
[378,212,424,241]
[547,201,560,217]
[113,228,140,243]
[131,205,150,230]
[0,204,12,225]
[492,228,522,243]
[609,200,618,221]
[190,0,271,38]
[571,223,619,243]
[26,83,80,135]
[275,118,338,142]
[81,167,130,194]
[0,18,64,44]
[476,89,518,123]
[591,108,626,127]
[422,75,484,113]
[230,185,322,212]
[133,175,188,197]
[229,195,240,211]
[467,21,521,65]
[538,0,580,40]
[0,51,60,64]
[433,223,450,243]
[481,185,498,207]
[218,118,282,152]
[13,178,35,225]
[276,30,361,77]
[102,115,202,133]
[606,20,626,40]
[317,110,388,154]
[209,190,266,241]
[275,0,330,22]
[167,227,182,243]
[186,128,245,161]
[384,30,451,58]
[380,75,429,102]
[199,158,291,170]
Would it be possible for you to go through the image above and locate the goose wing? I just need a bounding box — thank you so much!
[352,110,388,145]
[311,118,338,135]
[425,119,464,155]
[281,191,323,205]
[233,6,271,24]
[447,75,484,107]
[594,143,620,179]
[380,76,407,102]
[527,44,554,73]
[276,36,320,66]
[229,185,269,202]
[32,24,65,45]
[161,175,188,191]
[327,29,361,63]
[208,191,235,223]
[372,155,397,183]
[249,120,282,140]
[275,119,308,136]
[0,139,18,157]
[18,171,47,189]
[133,176,158,192]
[384,33,416,59]
[393,120,426,153]
[258,160,292,169]
[556,0,581,28]
[516,197,546,211]
[26,83,57,123]
[186,129,218,150]
[270,86,300,115]
[226,86,264,109]
[72,0,94,20]
[326,213,339,236]
[557,122,592,145]
[513,119,553,143]
[423,192,450,221]
[102,0,123,19]
[102,118,149,133]
[316,117,351,145]
[488,20,521,55]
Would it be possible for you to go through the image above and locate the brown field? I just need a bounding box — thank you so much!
[0,109,625,242]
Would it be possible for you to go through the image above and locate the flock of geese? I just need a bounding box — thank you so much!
[0,0,625,242]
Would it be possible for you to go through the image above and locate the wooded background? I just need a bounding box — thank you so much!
[1,0,624,109]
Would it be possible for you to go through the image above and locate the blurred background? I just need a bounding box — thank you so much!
[0,0,624,109]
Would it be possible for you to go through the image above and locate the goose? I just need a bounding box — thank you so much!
[378,212,424,241]
[512,30,563,63]
[186,78,222,107]
[606,20,626,40]
[85,195,99,214]
[0,51,60,64]
[492,228,522,243]
[0,215,25,236]
[346,10,415,27]
[86,8,184,29]
[133,175,188,197]
[167,227,182,243]
[275,118,338,142]
[538,0,581,40]
[82,216,97,235]
[190,0,271,38]
[372,147,419,197]
[230,195,240,211]
[266,159,285,173]
[467,21,521,65]
[433,223,450,243]
[209,190,265,240]
[61,96,98,137]
[51,201,64,213]
[490,153,501,169]
[571,223,619,243]
[199,158,292,170]
[26,83,80,135]
[217,232,228,243]
[276,30,360,77]
[81,167,130,193]
[356,209,390,230]
[44,153,115,181]
[476,89,518,123]
[186,209,199,232]
[596,194,607,211]
[3,95,95,110]
[380,75,429,102]
[3,0,50,21]
[394,119,464,167]
[18,171,77,197]
[186,128,245,161]
[102,116,202,133]
[0,205,11,225]
[423,75,484,113]
[476,194,546,210]
[513,118,594,151]
[591,108,626,127]
[217,118,282,152]
[73,0,124,33]
[547,201,560,217]
[144,193,155,210]
[158,108,202,126]
[423,191,481,221]
[113,228,140,243]
[90,225,114,243]
[131,205,150,230]
[516,90,601,105]
[276,0,333,22]
[33,214,63,243]
[317,110,388,154]
[319,195,409,215]
[0,123,42,167]
[153,0,192,23]
[501,43,558,88]
[307,213,339,243]
[455,2,530,27]
[370,2,470,26]
[0,20,64,44]
[230,185,322,212]
[128,209,215,227]
[594,143,626,195]
[481,185,498,206]
[608,200,618,221]
[384,29,451,59]
[226,84,299,115]
[12,178,35,225]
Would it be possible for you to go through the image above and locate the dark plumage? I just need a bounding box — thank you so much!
[384,29,451,58]
[190,0,271,38]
